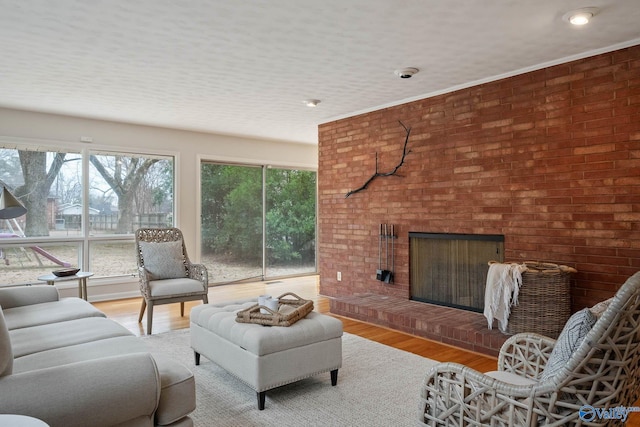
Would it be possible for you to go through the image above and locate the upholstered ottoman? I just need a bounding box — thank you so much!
[190,301,343,409]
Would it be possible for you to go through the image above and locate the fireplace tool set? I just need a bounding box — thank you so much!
[376,224,395,283]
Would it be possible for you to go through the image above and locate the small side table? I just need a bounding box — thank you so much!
[0,415,49,426]
[37,271,94,300]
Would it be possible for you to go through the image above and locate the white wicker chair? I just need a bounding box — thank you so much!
[135,227,208,334]
[419,271,640,426]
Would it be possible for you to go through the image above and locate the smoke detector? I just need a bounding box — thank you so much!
[394,67,419,79]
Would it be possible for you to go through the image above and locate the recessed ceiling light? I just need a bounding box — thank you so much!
[563,7,599,26]
[303,99,321,107]
[394,67,419,79]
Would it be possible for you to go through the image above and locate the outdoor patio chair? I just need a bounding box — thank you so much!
[135,227,209,334]
[418,270,640,426]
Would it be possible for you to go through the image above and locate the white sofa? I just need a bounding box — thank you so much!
[0,285,195,427]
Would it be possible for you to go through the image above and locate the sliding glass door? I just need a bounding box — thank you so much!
[265,168,316,277]
[200,163,263,283]
[200,162,316,284]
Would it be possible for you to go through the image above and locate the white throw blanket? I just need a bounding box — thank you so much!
[483,262,527,332]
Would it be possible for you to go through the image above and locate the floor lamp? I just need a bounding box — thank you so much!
[0,186,27,220]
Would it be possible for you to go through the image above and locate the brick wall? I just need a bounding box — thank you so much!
[318,45,640,311]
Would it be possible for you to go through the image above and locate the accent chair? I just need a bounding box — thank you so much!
[135,227,209,334]
[419,271,640,426]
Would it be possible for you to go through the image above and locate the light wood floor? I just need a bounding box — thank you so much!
[93,275,640,426]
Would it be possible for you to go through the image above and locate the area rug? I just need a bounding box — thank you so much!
[141,329,436,426]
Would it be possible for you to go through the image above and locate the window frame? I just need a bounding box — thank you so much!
[0,136,178,285]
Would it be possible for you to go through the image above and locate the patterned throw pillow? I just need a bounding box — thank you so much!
[138,240,186,280]
[541,308,596,381]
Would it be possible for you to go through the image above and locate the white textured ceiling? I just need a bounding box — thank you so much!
[1,0,639,145]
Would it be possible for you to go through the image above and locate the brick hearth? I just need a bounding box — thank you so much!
[329,294,507,357]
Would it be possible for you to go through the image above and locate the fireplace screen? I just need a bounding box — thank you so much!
[409,233,504,312]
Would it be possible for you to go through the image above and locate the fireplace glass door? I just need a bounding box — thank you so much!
[409,233,504,312]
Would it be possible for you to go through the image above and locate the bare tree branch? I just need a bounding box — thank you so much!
[345,121,412,198]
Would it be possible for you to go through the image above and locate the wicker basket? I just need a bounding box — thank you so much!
[489,261,577,338]
[235,292,314,327]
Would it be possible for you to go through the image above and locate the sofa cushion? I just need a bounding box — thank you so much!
[485,370,537,386]
[541,308,596,381]
[0,307,13,376]
[12,336,147,373]
[11,335,196,426]
[139,240,186,280]
[152,354,196,426]
[0,285,59,309]
[10,317,133,358]
[2,297,106,330]
[1,353,161,427]
[149,278,205,298]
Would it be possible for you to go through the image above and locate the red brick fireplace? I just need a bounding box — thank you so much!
[317,46,640,356]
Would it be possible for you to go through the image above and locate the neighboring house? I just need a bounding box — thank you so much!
[56,204,100,230]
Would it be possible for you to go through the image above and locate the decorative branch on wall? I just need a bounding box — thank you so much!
[345,121,412,198]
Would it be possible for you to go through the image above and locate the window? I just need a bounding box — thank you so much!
[0,143,174,285]
[88,152,174,235]
[200,162,316,284]
[88,240,138,278]
[0,146,82,237]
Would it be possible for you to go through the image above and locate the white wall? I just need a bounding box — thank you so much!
[0,107,318,300]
